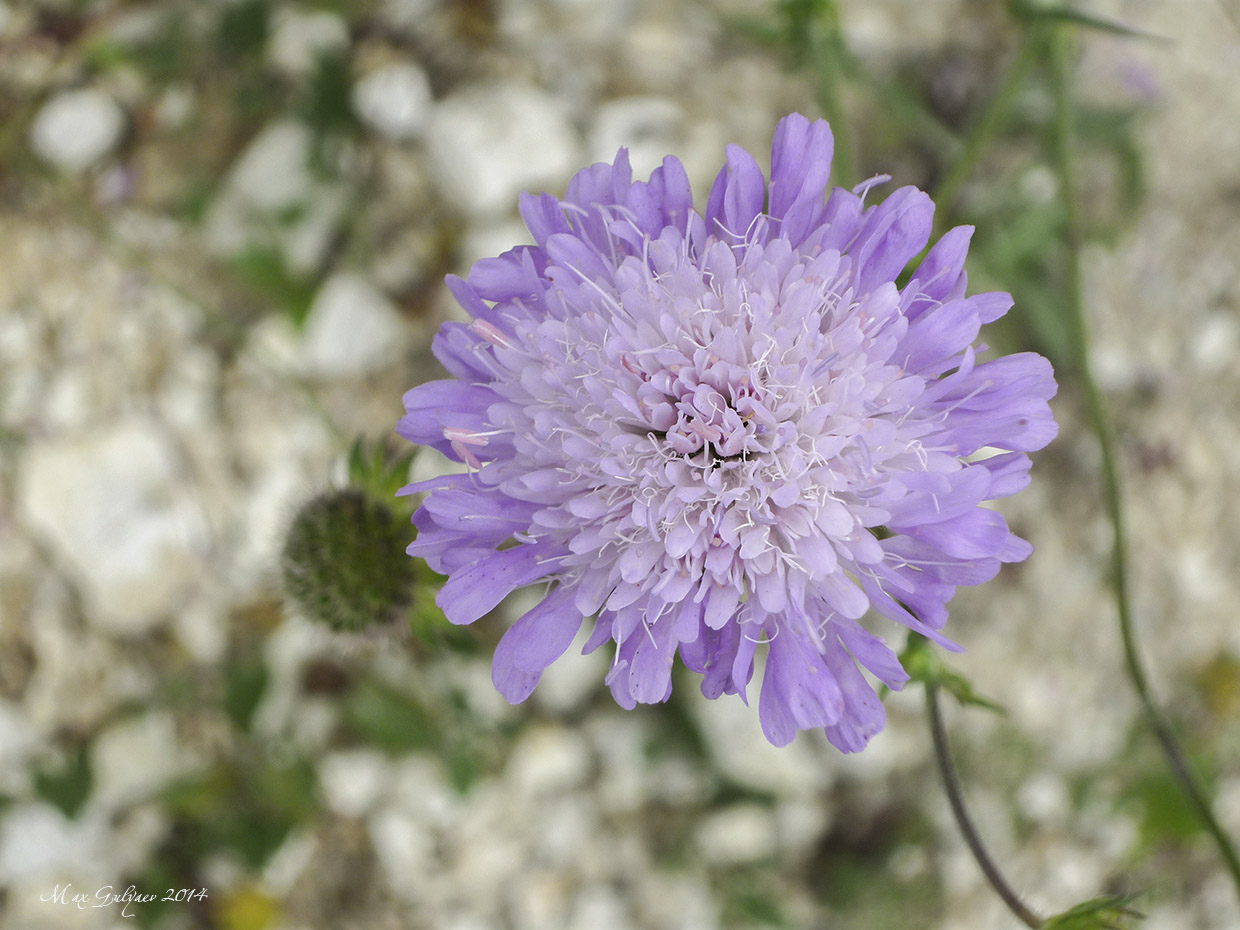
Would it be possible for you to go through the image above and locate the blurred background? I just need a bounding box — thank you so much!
[1,0,1239,928]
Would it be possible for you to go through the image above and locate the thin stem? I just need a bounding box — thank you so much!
[1047,24,1240,900]
[933,35,1037,230]
[814,1,854,188]
[927,684,1043,929]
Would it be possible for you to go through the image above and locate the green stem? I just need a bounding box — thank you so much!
[814,2,854,188]
[933,36,1037,230]
[1047,24,1240,901]
[927,684,1044,929]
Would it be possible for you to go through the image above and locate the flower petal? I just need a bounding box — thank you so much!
[436,542,563,625]
[705,144,766,244]
[769,113,834,245]
[759,632,845,747]
[492,586,583,703]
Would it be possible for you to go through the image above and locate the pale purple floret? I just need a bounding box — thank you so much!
[398,113,1058,751]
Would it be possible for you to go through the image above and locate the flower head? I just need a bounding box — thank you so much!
[398,114,1057,750]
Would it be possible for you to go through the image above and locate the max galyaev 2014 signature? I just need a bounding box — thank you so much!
[40,883,208,918]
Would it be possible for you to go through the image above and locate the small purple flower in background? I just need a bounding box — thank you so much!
[398,113,1057,751]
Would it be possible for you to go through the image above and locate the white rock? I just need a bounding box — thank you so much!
[457,219,534,272]
[368,808,434,901]
[381,0,438,32]
[1016,770,1069,824]
[502,0,637,43]
[283,185,350,274]
[108,805,168,879]
[576,712,637,810]
[0,302,38,361]
[42,370,91,430]
[445,916,494,930]
[406,445,469,489]
[156,344,217,431]
[1046,845,1102,903]
[388,756,458,826]
[694,803,778,865]
[153,84,194,131]
[17,421,208,634]
[441,656,514,725]
[532,795,596,866]
[30,88,125,172]
[91,712,185,809]
[1191,310,1239,373]
[453,805,527,901]
[589,96,683,179]
[205,127,345,264]
[354,63,433,141]
[506,725,591,796]
[21,588,147,735]
[226,120,314,211]
[222,402,333,601]
[1141,905,1194,930]
[0,803,110,883]
[639,873,721,930]
[645,756,709,806]
[1217,776,1240,837]
[262,828,317,895]
[268,9,349,77]
[227,455,309,602]
[254,617,335,738]
[242,313,304,377]
[689,688,831,797]
[318,749,392,817]
[289,698,339,754]
[0,701,36,796]
[301,272,407,378]
[887,843,929,881]
[532,626,607,715]
[774,797,831,856]
[566,885,632,930]
[428,83,579,217]
[172,598,228,664]
[518,872,574,930]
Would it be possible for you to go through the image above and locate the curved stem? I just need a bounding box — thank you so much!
[927,684,1044,929]
[1046,24,1240,900]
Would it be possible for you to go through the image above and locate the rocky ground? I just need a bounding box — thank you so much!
[1,1,1239,929]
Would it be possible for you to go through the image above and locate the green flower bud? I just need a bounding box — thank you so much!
[281,489,415,632]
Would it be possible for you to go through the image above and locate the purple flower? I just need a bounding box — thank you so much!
[397,113,1058,750]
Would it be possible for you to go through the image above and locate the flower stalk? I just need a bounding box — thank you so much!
[1046,23,1240,902]
[927,683,1044,929]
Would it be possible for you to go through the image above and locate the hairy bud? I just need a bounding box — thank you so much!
[282,489,415,632]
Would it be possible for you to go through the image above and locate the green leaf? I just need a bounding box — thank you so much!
[1012,2,1169,43]
[1043,895,1143,930]
[343,681,441,753]
[301,53,357,140]
[216,0,270,62]
[900,635,1006,714]
[159,750,318,870]
[224,654,269,731]
[229,245,318,327]
[34,745,93,818]
[1124,765,1211,846]
[346,436,417,506]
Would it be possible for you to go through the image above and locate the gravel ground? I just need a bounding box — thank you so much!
[1,1,1238,929]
